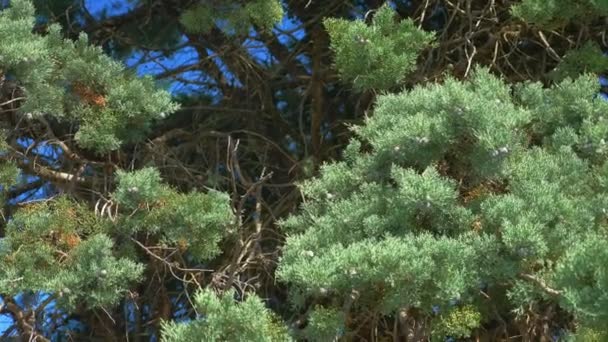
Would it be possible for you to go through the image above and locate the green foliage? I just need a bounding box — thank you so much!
[180,0,283,35]
[511,0,608,27]
[114,167,170,210]
[515,75,608,163]
[0,0,179,152]
[303,306,345,341]
[114,168,234,261]
[324,4,434,91]
[180,3,214,34]
[139,190,234,261]
[278,68,608,339]
[431,305,482,340]
[0,162,19,189]
[51,234,144,310]
[553,233,608,327]
[567,326,608,341]
[5,0,608,339]
[160,288,291,342]
[0,164,235,313]
[279,233,495,314]
[0,197,142,311]
[550,43,608,82]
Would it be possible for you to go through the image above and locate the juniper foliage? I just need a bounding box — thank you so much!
[324,4,434,91]
[1,0,608,340]
[511,0,608,27]
[278,69,608,339]
[0,0,178,152]
[180,0,283,35]
[161,289,291,342]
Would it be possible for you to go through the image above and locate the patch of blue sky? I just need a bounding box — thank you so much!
[295,53,312,73]
[0,292,84,339]
[390,0,413,9]
[85,1,308,94]
[244,37,277,65]
[0,296,11,334]
[273,15,306,47]
[276,100,288,111]
[123,41,223,99]
[122,301,138,333]
[169,296,192,323]
[124,41,199,77]
[350,3,367,19]
[84,0,137,19]
[206,47,243,88]
[244,28,277,66]
[16,137,62,168]
[0,137,59,204]
[169,70,223,101]
[12,181,53,204]
[215,18,238,36]
[0,316,12,336]
[49,318,86,340]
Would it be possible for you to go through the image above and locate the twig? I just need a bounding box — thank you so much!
[130,237,215,274]
[519,273,561,296]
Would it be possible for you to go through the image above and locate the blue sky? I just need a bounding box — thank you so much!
[85,0,307,97]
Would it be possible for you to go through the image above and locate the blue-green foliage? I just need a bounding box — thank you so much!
[511,0,608,27]
[0,166,235,313]
[0,157,19,191]
[0,0,179,152]
[0,197,142,311]
[114,167,170,209]
[302,306,345,341]
[550,43,608,82]
[278,68,608,338]
[160,289,291,342]
[279,233,496,314]
[114,168,234,261]
[0,131,18,191]
[324,4,434,91]
[554,234,608,325]
[180,0,283,35]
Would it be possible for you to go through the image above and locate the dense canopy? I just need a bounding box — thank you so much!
[1,0,608,340]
